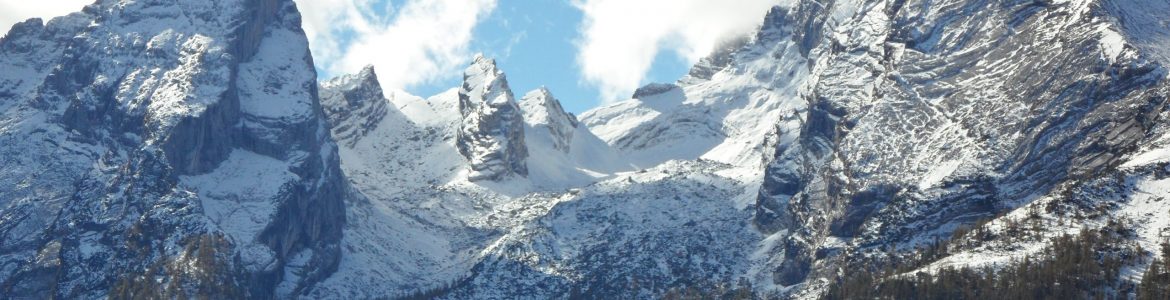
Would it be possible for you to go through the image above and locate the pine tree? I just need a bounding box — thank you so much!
[825,227,1138,299]
[1138,241,1170,300]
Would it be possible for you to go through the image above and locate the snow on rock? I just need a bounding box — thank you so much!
[313,0,1170,297]
[580,21,809,171]
[5,0,1170,298]
[447,160,764,298]
[519,87,578,153]
[520,87,633,189]
[320,65,391,147]
[0,0,346,297]
[181,150,295,243]
[389,88,462,128]
[1103,0,1170,65]
[457,55,529,181]
[180,149,297,272]
[748,0,1170,295]
[578,100,662,145]
[236,22,315,122]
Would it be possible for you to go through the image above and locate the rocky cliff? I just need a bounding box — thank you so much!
[750,0,1170,290]
[456,55,529,181]
[3,0,1169,298]
[0,0,346,297]
[320,65,390,147]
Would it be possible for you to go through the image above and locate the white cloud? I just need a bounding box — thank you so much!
[0,0,493,94]
[3,0,769,107]
[294,0,496,92]
[0,1,92,36]
[573,0,779,102]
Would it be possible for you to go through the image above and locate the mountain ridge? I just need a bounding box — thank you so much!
[1,0,1169,298]
[0,0,346,297]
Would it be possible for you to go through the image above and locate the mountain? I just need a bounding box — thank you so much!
[456,55,530,181]
[312,57,761,297]
[0,0,345,298]
[3,0,1170,298]
[308,54,639,297]
[519,88,578,154]
[519,87,632,186]
[320,65,391,147]
[571,0,1170,296]
[747,0,1170,293]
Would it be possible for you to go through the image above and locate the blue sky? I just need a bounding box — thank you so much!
[293,0,778,113]
[0,0,779,113]
[431,0,693,113]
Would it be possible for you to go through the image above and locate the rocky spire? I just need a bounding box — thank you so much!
[320,65,390,146]
[519,87,578,153]
[456,55,528,181]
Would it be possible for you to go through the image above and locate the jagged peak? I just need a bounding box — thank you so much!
[465,54,504,82]
[470,53,495,67]
[530,86,553,98]
[319,65,390,146]
[356,64,378,82]
[520,86,556,110]
[520,87,579,128]
[321,65,386,105]
[521,86,556,106]
[461,54,514,107]
[456,54,527,181]
[758,5,790,36]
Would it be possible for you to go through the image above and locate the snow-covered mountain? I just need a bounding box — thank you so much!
[308,54,645,297]
[320,65,390,147]
[0,0,345,298]
[747,0,1170,294]
[456,56,531,182]
[2,0,1169,298]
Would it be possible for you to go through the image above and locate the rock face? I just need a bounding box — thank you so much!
[4,0,1170,298]
[742,0,1170,292]
[305,56,635,298]
[630,83,683,100]
[519,87,578,153]
[320,65,390,147]
[578,0,1170,297]
[456,55,529,181]
[0,0,345,298]
[518,86,632,187]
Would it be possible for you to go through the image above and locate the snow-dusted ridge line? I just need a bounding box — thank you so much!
[309,52,646,297]
[0,0,346,298]
[2,0,1170,298]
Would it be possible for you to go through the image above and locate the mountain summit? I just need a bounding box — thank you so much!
[2,0,1169,298]
[0,0,344,297]
[457,55,529,181]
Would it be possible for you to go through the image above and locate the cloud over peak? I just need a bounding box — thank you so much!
[295,0,496,92]
[573,0,778,103]
[1,0,778,109]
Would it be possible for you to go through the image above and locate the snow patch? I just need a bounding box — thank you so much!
[182,150,296,242]
[918,160,963,189]
[1099,27,1126,62]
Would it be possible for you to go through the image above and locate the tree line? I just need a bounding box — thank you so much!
[824,218,1170,299]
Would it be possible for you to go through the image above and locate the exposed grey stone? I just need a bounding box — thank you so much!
[456,55,529,181]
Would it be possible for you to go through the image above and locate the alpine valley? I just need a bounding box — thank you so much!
[1,0,1169,299]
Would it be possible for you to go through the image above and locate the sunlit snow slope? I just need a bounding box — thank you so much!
[3,0,1170,298]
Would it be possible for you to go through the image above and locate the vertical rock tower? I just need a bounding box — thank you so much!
[456,55,529,181]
